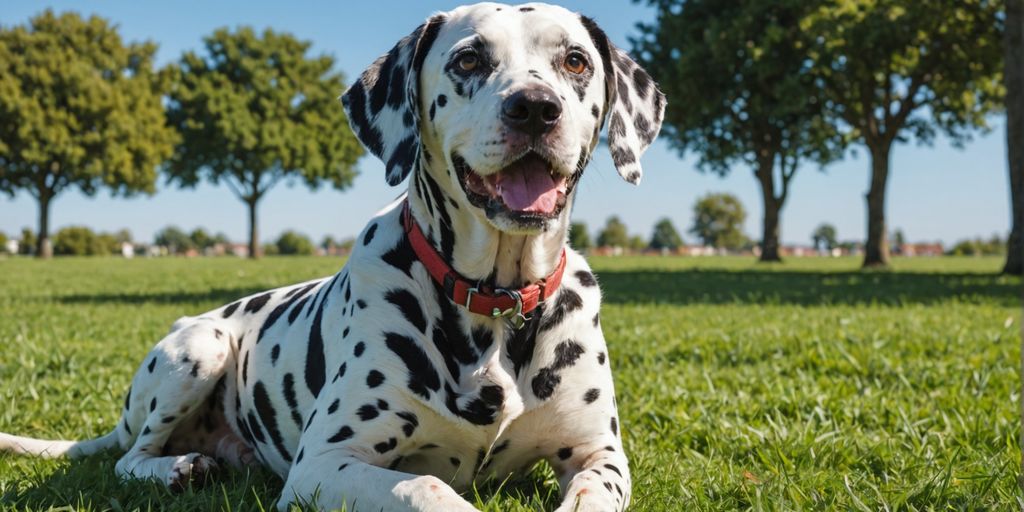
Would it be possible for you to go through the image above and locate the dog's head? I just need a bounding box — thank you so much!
[342,2,665,233]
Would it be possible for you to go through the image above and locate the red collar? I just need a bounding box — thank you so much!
[401,200,566,327]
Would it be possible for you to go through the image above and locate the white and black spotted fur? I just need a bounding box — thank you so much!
[0,4,664,511]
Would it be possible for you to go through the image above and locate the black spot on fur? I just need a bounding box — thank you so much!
[382,235,416,278]
[338,463,349,471]
[123,419,131,435]
[377,399,389,411]
[539,289,583,332]
[507,303,544,376]
[328,425,354,443]
[531,368,561,399]
[374,437,398,454]
[397,411,418,437]
[598,351,606,365]
[357,404,379,421]
[222,301,241,318]
[584,388,601,404]
[385,332,441,399]
[147,357,156,373]
[554,340,585,368]
[190,362,200,377]
[124,386,131,410]
[334,362,347,383]
[253,381,292,462]
[282,373,304,429]
[162,415,176,424]
[611,417,618,435]
[295,448,304,464]
[519,6,534,11]
[471,326,494,352]
[150,397,157,412]
[591,104,600,118]
[328,400,340,414]
[450,457,460,466]
[304,409,317,432]
[289,296,310,324]
[429,281,478,382]
[271,345,281,365]
[593,313,600,327]
[429,101,436,121]
[437,94,447,107]
[367,370,385,388]
[305,296,327,398]
[244,293,272,314]
[357,299,367,309]
[354,342,366,357]
[142,426,151,435]
[363,224,378,246]
[386,289,428,334]
[604,463,623,476]
[575,270,597,287]
[557,447,573,460]
[241,351,250,385]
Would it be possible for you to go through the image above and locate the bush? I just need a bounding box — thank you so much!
[53,226,103,256]
[275,230,315,256]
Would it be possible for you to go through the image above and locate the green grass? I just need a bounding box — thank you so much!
[0,255,1020,511]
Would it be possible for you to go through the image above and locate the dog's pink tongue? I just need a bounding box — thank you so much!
[496,157,559,213]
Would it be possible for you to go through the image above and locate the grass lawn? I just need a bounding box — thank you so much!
[0,255,1020,510]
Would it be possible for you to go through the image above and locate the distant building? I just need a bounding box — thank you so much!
[4,239,18,255]
[898,242,944,257]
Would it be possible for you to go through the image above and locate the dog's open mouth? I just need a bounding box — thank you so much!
[454,152,576,220]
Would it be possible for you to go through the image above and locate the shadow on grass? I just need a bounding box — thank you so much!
[50,270,1020,308]
[1,451,560,511]
[55,287,272,307]
[595,269,1021,306]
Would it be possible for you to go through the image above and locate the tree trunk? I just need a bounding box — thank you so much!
[1004,0,1024,275]
[863,142,892,268]
[247,197,261,259]
[755,157,783,262]
[36,194,53,259]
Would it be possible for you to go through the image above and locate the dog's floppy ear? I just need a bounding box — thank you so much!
[580,16,666,185]
[342,15,446,186]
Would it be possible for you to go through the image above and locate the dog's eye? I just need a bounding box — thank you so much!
[457,53,479,73]
[564,52,587,74]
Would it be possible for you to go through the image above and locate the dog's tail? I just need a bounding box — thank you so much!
[0,430,120,459]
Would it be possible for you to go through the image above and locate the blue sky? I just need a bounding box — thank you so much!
[0,1,1011,246]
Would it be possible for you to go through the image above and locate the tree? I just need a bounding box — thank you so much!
[18,228,35,255]
[190,228,214,251]
[628,235,648,252]
[690,193,748,250]
[53,226,102,256]
[812,223,838,252]
[275,230,315,256]
[568,222,592,251]
[0,10,177,258]
[1005,0,1024,275]
[803,0,1003,267]
[321,236,338,252]
[597,216,630,248]
[890,229,906,254]
[0,231,7,254]
[635,0,842,262]
[649,217,683,251]
[165,27,364,259]
[154,226,195,255]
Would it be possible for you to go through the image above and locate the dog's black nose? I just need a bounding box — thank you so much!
[501,87,562,136]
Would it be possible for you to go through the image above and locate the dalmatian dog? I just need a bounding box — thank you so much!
[0,3,664,511]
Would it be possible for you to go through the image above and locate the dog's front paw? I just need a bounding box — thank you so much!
[167,453,219,492]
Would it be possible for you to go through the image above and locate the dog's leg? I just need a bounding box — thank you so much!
[279,453,479,512]
[553,438,632,512]
[113,320,233,490]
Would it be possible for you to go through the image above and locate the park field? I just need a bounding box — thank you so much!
[0,255,1021,511]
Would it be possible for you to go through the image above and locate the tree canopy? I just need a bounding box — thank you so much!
[802,0,1003,266]
[812,223,838,251]
[597,216,631,248]
[649,217,683,250]
[0,10,177,257]
[275,230,315,255]
[690,193,748,249]
[635,0,843,262]
[165,26,364,258]
[569,222,592,251]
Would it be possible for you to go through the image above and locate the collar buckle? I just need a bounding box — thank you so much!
[466,287,528,329]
